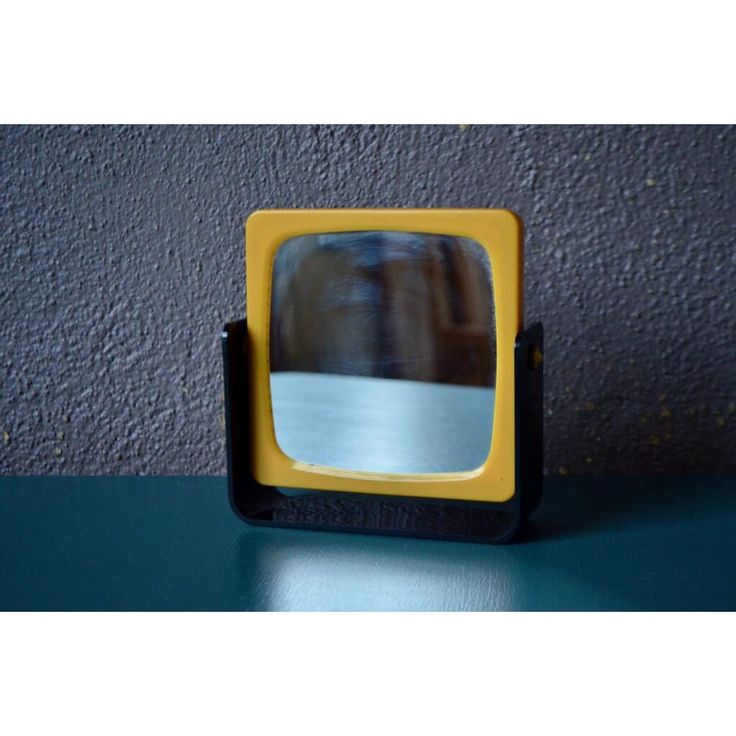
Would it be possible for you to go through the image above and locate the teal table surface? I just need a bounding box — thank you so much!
[1,476,734,611]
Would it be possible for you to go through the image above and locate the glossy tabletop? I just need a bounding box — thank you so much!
[1,476,734,611]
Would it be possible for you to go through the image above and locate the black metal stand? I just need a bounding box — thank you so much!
[222,319,543,544]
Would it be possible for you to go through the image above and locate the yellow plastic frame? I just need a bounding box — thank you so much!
[245,209,523,503]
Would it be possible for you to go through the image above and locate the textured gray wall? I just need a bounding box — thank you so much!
[1,125,734,477]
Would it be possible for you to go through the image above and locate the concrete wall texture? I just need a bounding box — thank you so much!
[1,125,734,477]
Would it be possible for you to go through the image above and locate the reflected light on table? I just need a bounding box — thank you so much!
[241,530,523,611]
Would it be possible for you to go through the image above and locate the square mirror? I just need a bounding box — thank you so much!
[224,209,541,541]
[269,230,496,475]
[244,209,523,505]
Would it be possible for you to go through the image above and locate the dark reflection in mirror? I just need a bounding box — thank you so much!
[269,231,495,474]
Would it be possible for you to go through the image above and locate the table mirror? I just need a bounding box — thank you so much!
[222,209,543,544]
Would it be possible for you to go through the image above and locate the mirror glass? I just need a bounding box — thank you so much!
[269,231,496,474]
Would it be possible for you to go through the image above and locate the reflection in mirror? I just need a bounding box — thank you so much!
[269,231,496,474]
